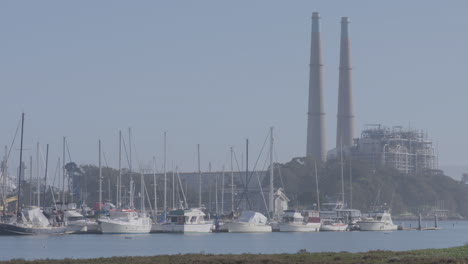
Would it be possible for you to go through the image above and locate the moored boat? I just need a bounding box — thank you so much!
[226,211,272,233]
[0,207,67,235]
[320,219,348,231]
[357,207,397,231]
[279,210,320,232]
[98,209,151,234]
[152,208,212,233]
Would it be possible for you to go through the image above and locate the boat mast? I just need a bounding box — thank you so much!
[269,127,274,217]
[16,113,24,222]
[230,147,234,213]
[2,146,7,217]
[28,156,32,206]
[340,137,345,207]
[314,160,320,211]
[172,164,175,209]
[349,158,353,209]
[36,142,40,207]
[163,131,167,214]
[98,139,102,212]
[117,130,122,208]
[62,136,65,204]
[214,163,218,215]
[129,127,134,209]
[141,171,145,214]
[197,144,201,208]
[221,165,225,215]
[153,156,157,214]
[42,144,49,207]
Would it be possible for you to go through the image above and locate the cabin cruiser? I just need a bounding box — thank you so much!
[320,202,361,230]
[152,208,212,233]
[357,207,397,231]
[226,211,272,233]
[98,209,151,234]
[0,207,67,235]
[279,210,321,232]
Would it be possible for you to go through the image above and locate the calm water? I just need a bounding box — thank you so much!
[0,221,467,260]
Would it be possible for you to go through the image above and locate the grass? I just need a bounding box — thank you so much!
[2,246,468,264]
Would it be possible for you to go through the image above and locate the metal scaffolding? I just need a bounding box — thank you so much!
[352,124,436,174]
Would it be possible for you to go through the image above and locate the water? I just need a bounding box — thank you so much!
[0,221,467,261]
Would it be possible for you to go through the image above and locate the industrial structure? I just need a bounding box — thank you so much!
[336,17,354,149]
[306,12,326,162]
[306,14,355,161]
[351,124,437,174]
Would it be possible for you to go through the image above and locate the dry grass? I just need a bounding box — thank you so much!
[2,246,468,264]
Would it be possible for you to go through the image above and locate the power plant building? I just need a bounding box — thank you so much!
[351,125,437,174]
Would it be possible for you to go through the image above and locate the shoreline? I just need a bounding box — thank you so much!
[2,246,468,264]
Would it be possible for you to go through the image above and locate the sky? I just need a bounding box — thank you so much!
[1,1,467,177]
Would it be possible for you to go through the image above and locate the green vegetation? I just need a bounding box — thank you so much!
[3,246,468,263]
[275,157,468,218]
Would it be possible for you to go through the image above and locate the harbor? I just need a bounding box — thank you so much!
[0,220,463,261]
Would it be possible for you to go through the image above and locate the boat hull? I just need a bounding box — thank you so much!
[358,221,398,231]
[152,223,212,233]
[0,223,67,235]
[279,222,321,232]
[226,222,272,233]
[320,224,348,232]
[99,220,151,234]
[66,221,100,234]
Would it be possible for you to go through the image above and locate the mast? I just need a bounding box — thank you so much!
[230,147,234,213]
[98,140,102,212]
[314,160,320,211]
[36,143,40,207]
[245,139,250,210]
[340,137,345,206]
[349,158,353,209]
[269,127,274,217]
[117,130,122,208]
[129,127,133,209]
[215,165,219,216]
[42,144,49,207]
[197,144,201,208]
[2,145,7,216]
[62,137,65,204]
[221,165,225,215]
[153,156,157,214]
[140,171,145,214]
[16,113,24,222]
[172,164,175,209]
[28,156,32,206]
[163,131,167,214]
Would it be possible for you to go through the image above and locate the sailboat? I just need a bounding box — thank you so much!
[226,138,272,233]
[97,136,151,234]
[280,160,321,232]
[0,114,67,235]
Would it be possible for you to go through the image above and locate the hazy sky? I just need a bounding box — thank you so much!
[1,1,467,176]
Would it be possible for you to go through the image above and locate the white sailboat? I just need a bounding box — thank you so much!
[97,138,151,234]
[226,211,272,233]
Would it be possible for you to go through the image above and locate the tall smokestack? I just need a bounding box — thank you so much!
[306,12,326,161]
[336,17,354,148]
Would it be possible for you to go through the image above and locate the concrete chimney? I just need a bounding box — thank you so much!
[336,17,354,148]
[306,12,326,161]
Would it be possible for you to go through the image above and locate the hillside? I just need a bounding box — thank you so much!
[274,157,468,218]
